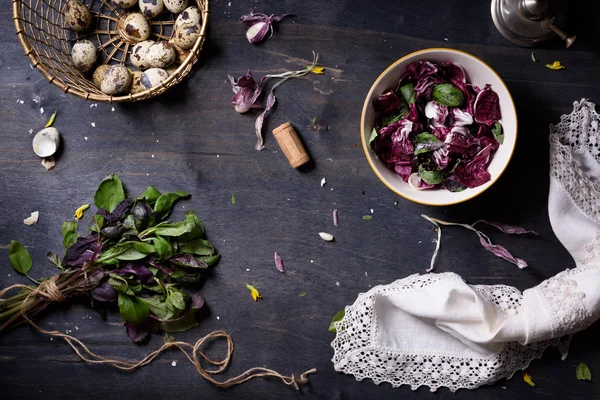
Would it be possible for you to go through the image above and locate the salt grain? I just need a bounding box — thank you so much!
[151,154,155,158]
[91,122,96,127]
[40,107,44,113]
[321,177,326,187]
[28,129,33,134]
[171,361,177,367]
[216,316,220,320]
[335,282,340,286]
[111,107,115,112]
[84,137,88,140]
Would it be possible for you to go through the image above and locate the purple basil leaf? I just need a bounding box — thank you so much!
[479,221,538,235]
[191,293,204,309]
[116,264,155,285]
[64,234,99,266]
[125,321,155,343]
[274,252,284,272]
[333,209,339,227]
[454,144,492,188]
[170,254,208,269]
[479,237,528,269]
[254,93,276,151]
[90,279,118,302]
[474,84,501,125]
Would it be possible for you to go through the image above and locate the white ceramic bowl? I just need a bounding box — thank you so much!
[360,48,517,206]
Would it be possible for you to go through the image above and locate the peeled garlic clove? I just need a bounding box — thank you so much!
[33,127,60,157]
[319,232,334,242]
[23,211,39,226]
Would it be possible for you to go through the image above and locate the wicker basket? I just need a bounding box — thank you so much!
[12,0,208,102]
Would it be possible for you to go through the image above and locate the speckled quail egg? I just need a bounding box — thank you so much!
[164,0,188,14]
[165,64,178,76]
[129,71,145,94]
[121,13,151,43]
[140,68,169,89]
[146,42,176,68]
[172,23,201,50]
[100,65,132,95]
[112,0,137,8]
[92,65,110,87]
[174,6,201,30]
[139,0,163,19]
[168,39,190,64]
[71,40,97,72]
[130,40,154,70]
[64,0,92,32]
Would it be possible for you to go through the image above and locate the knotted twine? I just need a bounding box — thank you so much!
[0,278,317,390]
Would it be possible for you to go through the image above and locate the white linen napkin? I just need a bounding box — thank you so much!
[331,99,600,392]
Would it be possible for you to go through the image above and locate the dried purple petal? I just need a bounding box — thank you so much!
[333,209,339,227]
[477,220,538,235]
[228,71,268,113]
[274,252,284,272]
[254,93,276,150]
[479,237,528,269]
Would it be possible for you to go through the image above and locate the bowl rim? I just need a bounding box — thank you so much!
[360,47,518,206]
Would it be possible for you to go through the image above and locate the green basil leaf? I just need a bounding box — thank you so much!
[94,174,125,213]
[198,254,221,267]
[154,191,190,222]
[152,236,174,260]
[169,291,186,310]
[362,215,373,220]
[117,293,149,325]
[432,84,464,107]
[178,211,205,242]
[8,240,32,275]
[328,310,345,333]
[400,83,416,104]
[368,128,378,152]
[231,194,236,204]
[418,164,445,185]
[492,122,504,145]
[88,214,105,233]
[382,110,409,127]
[140,295,171,320]
[139,186,161,205]
[414,132,440,155]
[159,307,199,332]
[178,239,215,256]
[576,363,592,381]
[298,292,307,297]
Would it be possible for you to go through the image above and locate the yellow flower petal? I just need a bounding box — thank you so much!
[523,372,536,387]
[545,61,565,70]
[308,66,325,75]
[74,204,90,220]
[45,111,57,128]
[245,283,262,301]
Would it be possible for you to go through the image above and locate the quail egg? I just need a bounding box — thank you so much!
[139,0,163,19]
[174,6,201,30]
[172,23,201,50]
[140,68,169,89]
[164,0,188,14]
[100,65,132,95]
[71,40,97,72]
[168,40,191,64]
[130,40,154,70]
[112,0,137,8]
[146,42,176,68]
[32,128,60,157]
[92,65,110,87]
[64,0,92,32]
[165,64,178,76]
[121,13,151,43]
[130,71,145,94]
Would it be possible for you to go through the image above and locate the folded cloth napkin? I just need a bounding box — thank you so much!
[331,99,600,392]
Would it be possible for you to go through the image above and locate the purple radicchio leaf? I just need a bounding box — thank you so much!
[408,173,435,190]
[228,71,268,113]
[474,84,501,125]
[116,264,155,285]
[477,221,538,235]
[454,144,493,188]
[333,209,339,227]
[90,279,118,302]
[451,108,473,127]
[254,93,276,151]
[433,147,451,170]
[479,236,528,269]
[413,61,444,100]
[274,252,284,272]
[442,61,467,94]
[424,101,448,129]
[373,91,403,115]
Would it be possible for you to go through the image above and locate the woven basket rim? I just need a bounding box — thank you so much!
[12,0,209,103]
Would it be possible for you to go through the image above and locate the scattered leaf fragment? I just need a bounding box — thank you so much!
[362,215,373,220]
[274,252,284,272]
[245,283,262,301]
[319,232,334,242]
[328,310,345,333]
[523,373,536,387]
[576,363,592,381]
[298,292,307,297]
[333,209,339,227]
[41,156,55,171]
[231,193,236,204]
[45,110,57,127]
[308,66,325,74]
[8,240,33,275]
[531,52,538,63]
[311,116,317,125]
[545,61,565,70]
[23,211,39,226]
[74,204,90,220]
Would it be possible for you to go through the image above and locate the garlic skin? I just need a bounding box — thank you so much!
[246,21,270,43]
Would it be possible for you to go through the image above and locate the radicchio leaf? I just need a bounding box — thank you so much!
[474,84,501,125]
[451,108,473,127]
[424,101,448,129]
[442,61,467,94]
[274,252,284,272]
[408,173,435,190]
[373,91,403,115]
[454,144,492,188]
[479,237,528,269]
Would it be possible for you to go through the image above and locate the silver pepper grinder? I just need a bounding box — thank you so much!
[491,0,576,47]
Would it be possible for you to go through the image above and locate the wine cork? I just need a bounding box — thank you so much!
[272,122,310,168]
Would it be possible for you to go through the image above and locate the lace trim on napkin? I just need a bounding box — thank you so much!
[331,274,559,392]
[550,99,600,224]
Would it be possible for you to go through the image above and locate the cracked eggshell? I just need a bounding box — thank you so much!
[174,6,201,30]
[139,0,163,19]
[172,23,201,50]
[130,40,154,70]
[123,13,151,42]
[71,40,97,72]
[140,68,169,89]
[33,127,60,157]
[146,42,176,68]
[130,71,145,94]
[64,0,92,32]
[100,65,132,95]
[92,65,110,87]
[164,0,189,14]
[112,0,137,8]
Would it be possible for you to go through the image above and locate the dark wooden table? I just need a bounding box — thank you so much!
[1,0,600,398]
